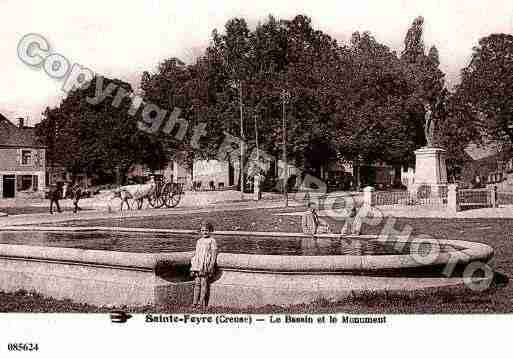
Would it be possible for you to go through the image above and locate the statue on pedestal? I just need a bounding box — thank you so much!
[424,103,437,148]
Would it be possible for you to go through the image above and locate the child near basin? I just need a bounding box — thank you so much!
[190,221,218,307]
[341,207,362,235]
[301,204,331,235]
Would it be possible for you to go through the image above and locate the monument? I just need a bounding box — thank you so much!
[411,103,448,198]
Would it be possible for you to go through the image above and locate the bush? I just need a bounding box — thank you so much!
[262,176,280,192]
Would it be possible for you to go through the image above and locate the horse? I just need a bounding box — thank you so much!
[110,177,156,211]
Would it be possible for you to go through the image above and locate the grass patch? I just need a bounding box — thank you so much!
[0,207,54,215]
[0,286,508,314]
[0,290,154,313]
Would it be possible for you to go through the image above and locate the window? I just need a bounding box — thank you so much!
[21,150,32,165]
[17,175,34,191]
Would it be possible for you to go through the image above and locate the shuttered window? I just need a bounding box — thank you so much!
[21,150,32,165]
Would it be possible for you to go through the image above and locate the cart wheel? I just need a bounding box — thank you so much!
[156,195,165,208]
[165,191,182,208]
[148,193,164,208]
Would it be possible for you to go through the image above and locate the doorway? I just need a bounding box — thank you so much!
[228,161,234,186]
[2,175,15,198]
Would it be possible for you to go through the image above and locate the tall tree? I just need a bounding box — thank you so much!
[456,33,513,145]
[140,14,448,186]
[428,45,440,67]
[334,31,420,166]
[401,16,425,64]
[36,76,164,183]
[400,16,446,150]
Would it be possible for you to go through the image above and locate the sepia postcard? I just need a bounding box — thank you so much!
[0,0,512,357]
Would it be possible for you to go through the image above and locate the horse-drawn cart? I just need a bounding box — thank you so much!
[147,174,184,209]
[122,174,184,210]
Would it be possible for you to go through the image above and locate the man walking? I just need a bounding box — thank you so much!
[49,182,63,214]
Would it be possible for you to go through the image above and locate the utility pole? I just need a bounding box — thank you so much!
[239,80,244,200]
[281,90,291,207]
[254,112,259,165]
[253,110,261,201]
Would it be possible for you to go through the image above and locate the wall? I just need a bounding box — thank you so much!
[0,148,45,172]
[193,160,229,188]
[0,147,46,197]
[173,161,192,185]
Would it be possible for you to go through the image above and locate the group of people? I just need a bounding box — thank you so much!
[192,180,219,191]
[46,183,362,307]
[301,204,362,236]
[190,206,363,308]
[48,182,83,214]
[47,182,361,308]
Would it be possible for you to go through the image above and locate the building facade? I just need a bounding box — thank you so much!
[0,115,46,198]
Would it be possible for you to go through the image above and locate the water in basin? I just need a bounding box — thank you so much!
[0,230,462,256]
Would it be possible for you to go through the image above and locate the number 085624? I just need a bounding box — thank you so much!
[7,343,39,351]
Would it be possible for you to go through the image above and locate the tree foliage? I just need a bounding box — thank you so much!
[39,14,461,185]
[36,76,164,183]
[456,33,513,145]
[141,14,448,177]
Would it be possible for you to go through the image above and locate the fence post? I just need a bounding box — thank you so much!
[408,184,418,204]
[363,186,375,208]
[447,183,459,212]
[488,184,497,208]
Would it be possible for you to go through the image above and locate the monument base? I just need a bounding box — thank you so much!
[413,147,447,194]
[408,183,448,201]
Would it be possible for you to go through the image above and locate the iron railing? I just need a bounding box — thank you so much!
[457,188,490,208]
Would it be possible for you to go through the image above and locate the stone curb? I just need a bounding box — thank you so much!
[0,243,192,270]
[0,228,493,273]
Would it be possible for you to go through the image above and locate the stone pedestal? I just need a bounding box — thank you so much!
[447,184,459,212]
[487,184,497,208]
[414,147,447,185]
[253,175,262,201]
[363,186,375,208]
[413,147,448,198]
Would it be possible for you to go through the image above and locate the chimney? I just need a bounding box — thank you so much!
[17,117,24,129]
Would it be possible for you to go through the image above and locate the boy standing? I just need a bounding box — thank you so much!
[190,222,218,307]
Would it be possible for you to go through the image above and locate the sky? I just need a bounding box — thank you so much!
[1,0,513,124]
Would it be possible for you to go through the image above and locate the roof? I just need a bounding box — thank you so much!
[0,114,45,148]
[464,142,500,161]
